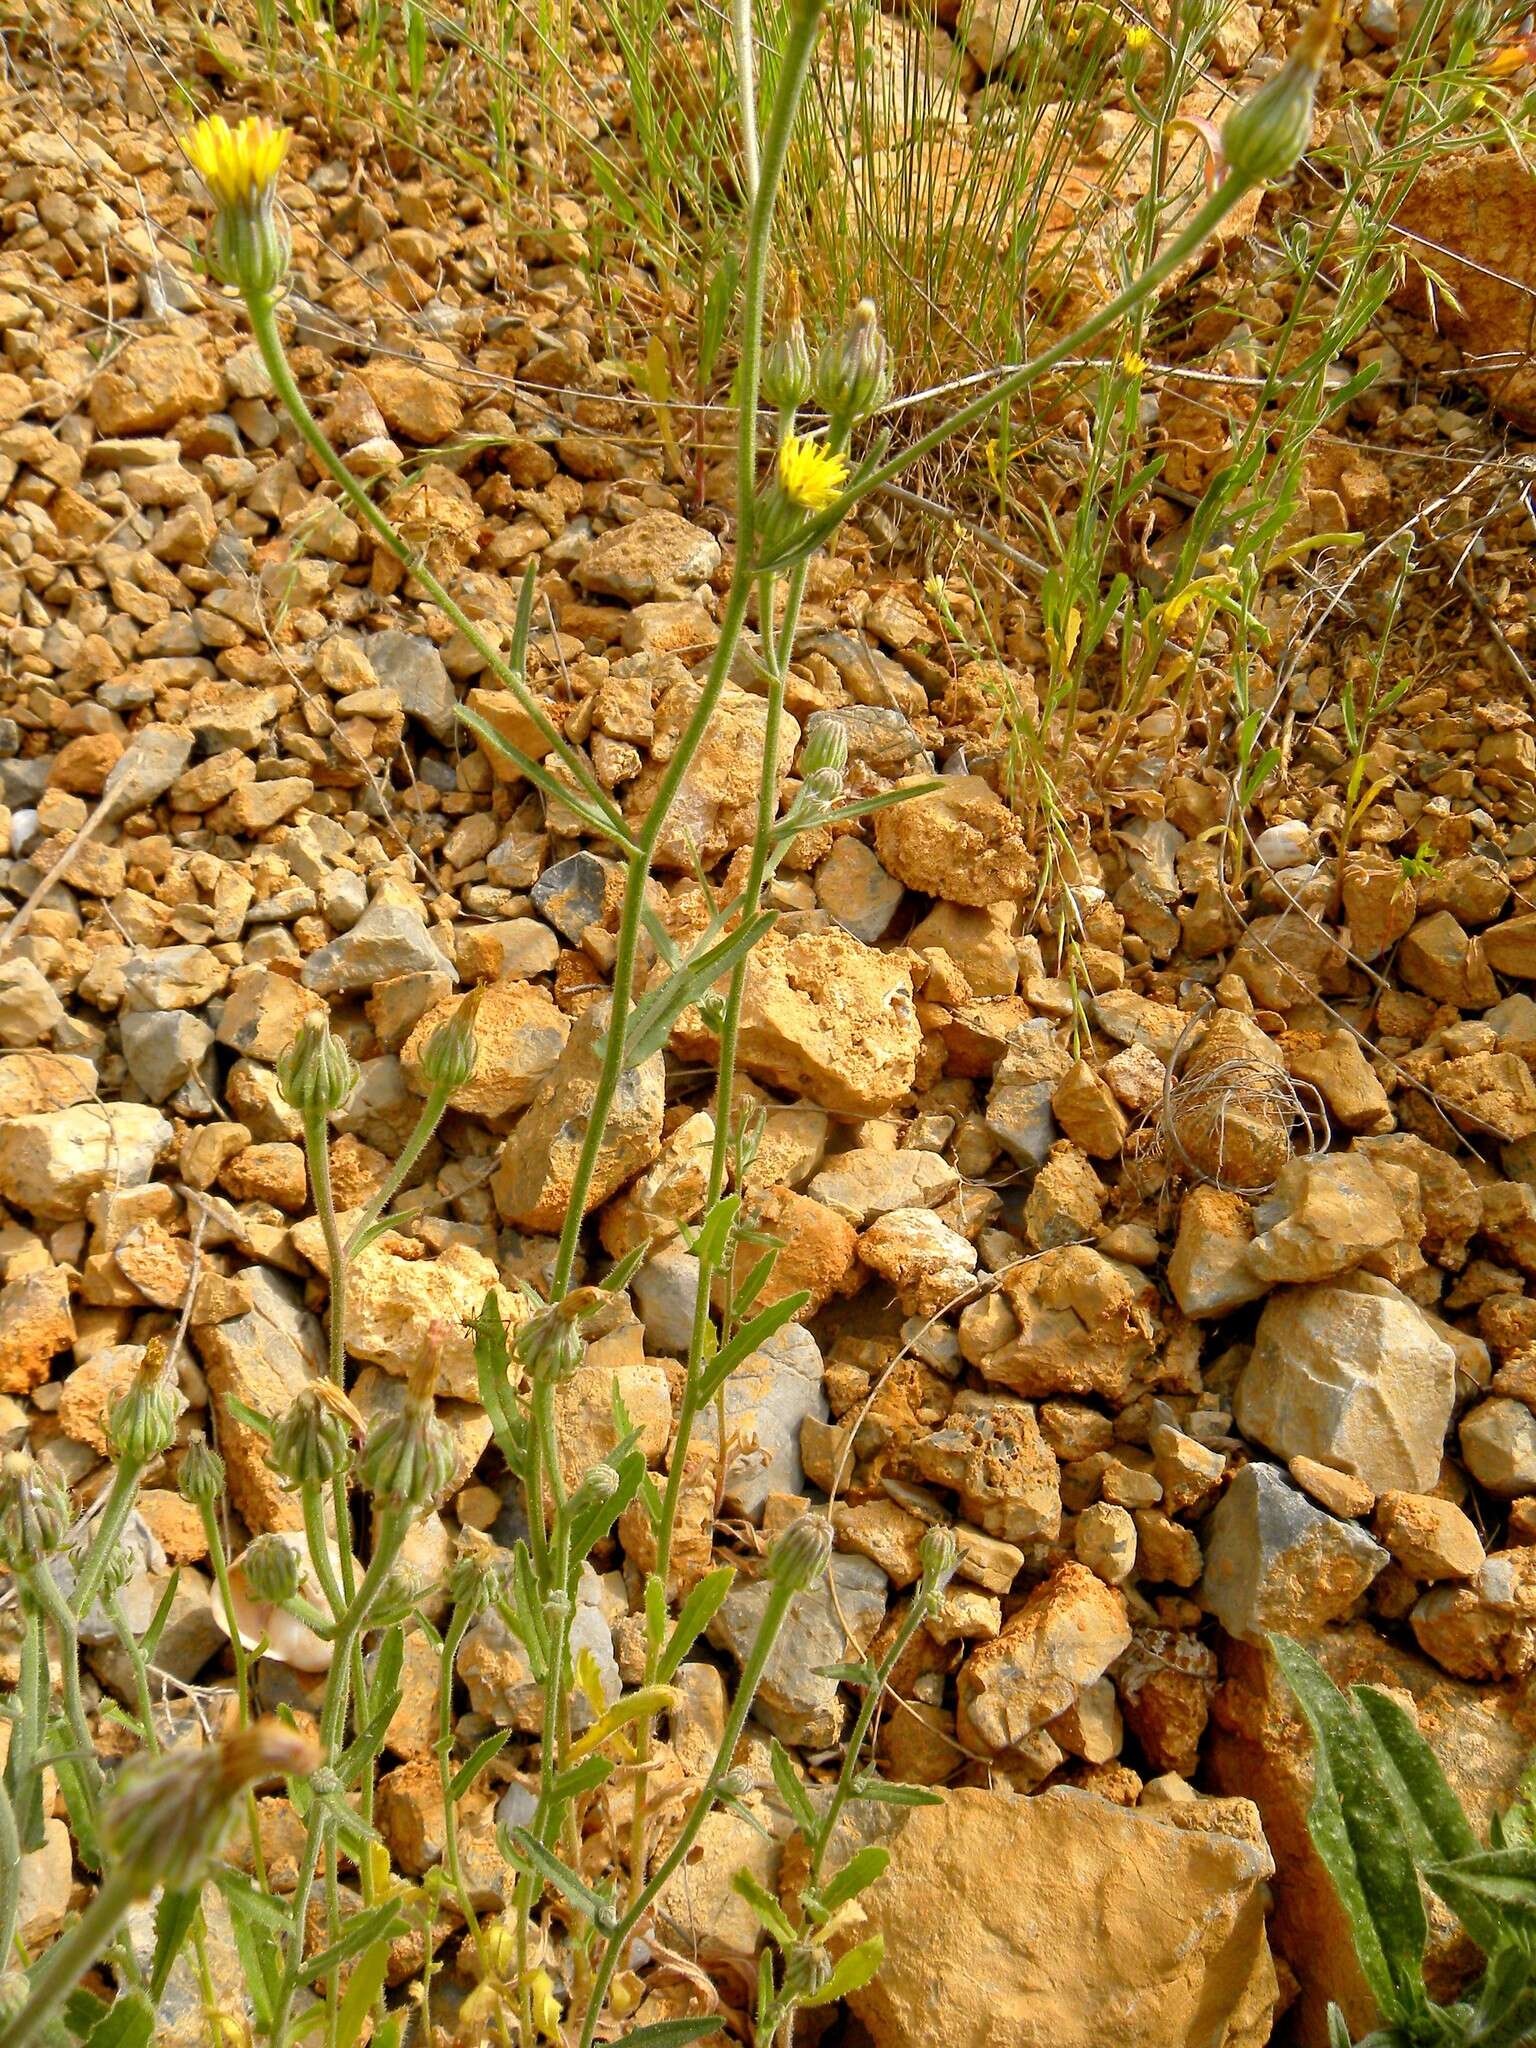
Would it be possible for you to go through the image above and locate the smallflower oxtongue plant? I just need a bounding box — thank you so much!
[777,432,851,511]
[186,113,291,295]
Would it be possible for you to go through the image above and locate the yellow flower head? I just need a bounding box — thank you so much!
[1121,348,1146,376]
[185,114,292,296]
[777,432,850,514]
[186,115,290,212]
[1123,22,1152,50]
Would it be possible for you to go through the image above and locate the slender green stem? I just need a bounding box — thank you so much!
[70,1460,145,1621]
[435,1606,486,1966]
[809,1591,931,1884]
[578,1569,802,2048]
[244,292,628,843]
[0,1867,138,2046]
[302,1107,348,1388]
[29,1570,101,1812]
[341,1084,452,1260]
[199,1498,268,1885]
[0,1774,19,1973]
[7,1604,46,1855]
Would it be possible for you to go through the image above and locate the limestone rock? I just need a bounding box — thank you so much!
[874,775,1032,906]
[302,896,454,997]
[401,982,568,1120]
[671,926,920,1117]
[347,1242,524,1401]
[831,1785,1276,2048]
[709,1555,887,1746]
[1398,149,1536,425]
[1234,1273,1456,1493]
[859,1205,978,1318]
[691,1323,828,1520]
[0,1101,172,1221]
[1201,1462,1388,1641]
[1373,1490,1485,1581]
[1460,1396,1536,1496]
[196,1270,326,1533]
[625,679,798,869]
[1243,1151,1410,1288]
[574,510,721,602]
[493,1001,664,1231]
[976,1245,1161,1404]
[957,1562,1131,1749]
[0,1263,73,1394]
[810,1147,959,1226]
[358,359,464,442]
[90,334,222,433]
[909,1390,1062,1543]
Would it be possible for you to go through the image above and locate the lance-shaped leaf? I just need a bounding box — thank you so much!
[608,910,777,1070]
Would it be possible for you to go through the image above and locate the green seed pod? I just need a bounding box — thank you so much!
[0,1452,70,1570]
[715,1765,755,1802]
[104,1719,318,1895]
[782,1944,835,2003]
[763,311,814,418]
[1220,0,1337,187]
[814,299,889,429]
[359,1355,455,1511]
[765,1511,832,1594]
[799,717,849,782]
[567,1462,621,1522]
[418,986,485,1097]
[179,1433,226,1508]
[107,1339,184,1466]
[269,1381,360,1492]
[242,1532,304,1605]
[275,1017,358,1121]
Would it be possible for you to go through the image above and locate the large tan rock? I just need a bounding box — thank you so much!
[1397,150,1536,426]
[347,1241,525,1401]
[874,774,1032,906]
[493,1001,664,1231]
[625,679,799,869]
[0,1102,172,1221]
[401,981,568,1121]
[973,1244,1161,1404]
[1234,1272,1456,1493]
[89,334,222,434]
[196,1270,326,1533]
[957,1562,1131,1750]
[1210,1628,1536,2044]
[671,927,920,1117]
[822,1785,1276,2048]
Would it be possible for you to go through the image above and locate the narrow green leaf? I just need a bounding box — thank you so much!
[849,1776,943,1809]
[613,2021,723,2047]
[730,1868,798,1949]
[505,1825,616,1930]
[688,1194,741,1273]
[550,1755,615,1804]
[222,1394,273,1441]
[333,1919,392,2048]
[769,1736,817,1835]
[603,1241,649,1296]
[616,910,776,1070]
[801,1935,885,2007]
[817,1662,877,1688]
[150,1887,201,2000]
[1271,1637,1424,2021]
[818,1845,890,1916]
[696,1293,811,1404]
[450,1729,513,1802]
[509,559,537,679]
[138,1569,182,1666]
[82,1993,156,2048]
[455,704,625,846]
[657,1566,736,1684]
[299,1900,406,1985]
[216,1872,281,2026]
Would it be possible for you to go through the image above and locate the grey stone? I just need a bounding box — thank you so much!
[532,850,609,941]
[120,1010,216,1103]
[302,898,455,997]
[366,629,456,741]
[709,1554,888,1747]
[120,944,228,1013]
[632,1243,700,1355]
[692,1322,829,1520]
[1201,1462,1388,1641]
[809,1147,961,1226]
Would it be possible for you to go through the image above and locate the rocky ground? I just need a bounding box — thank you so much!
[6,0,1536,2043]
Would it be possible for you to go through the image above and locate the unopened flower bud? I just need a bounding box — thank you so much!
[358,1350,454,1510]
[918,1523,960,1594]
[419,987,485,1097]
[243,1533,304,1605]
[96,1543,137,1602]
[0,1452,70,1570]
[179,1433,225,1507]
[763,302,814,418]
[799,718,848,782]
[1220,0,1337,186]
[766,1512,832,1593]
[104,1718,318,1894]
[568,1462,621,1519]
[515,1300,587,1385]
[815,299,889,428]
[107,1338,184,1466]
[782,1943,835,2002]
[269,1380,361,1491]
[715,1766,755,1802]
[276,1016,358,1121]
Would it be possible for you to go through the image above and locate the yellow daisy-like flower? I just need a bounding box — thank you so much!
[1123,22,1152,51]
[777,432,850,513]
[185,114,292,297]
[186,114,290,211]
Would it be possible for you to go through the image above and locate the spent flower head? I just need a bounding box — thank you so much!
[107,1336,184,1466]
[766,1511,832,1593]
[0,1451,70,1570]
[1220,0,1338,187]
[777,432,850,514]
[763,277,814,418]
[419,986,485,1096]
[179,1432,225,1507]
[186,114,292,297]
[105,1718,318,1893]
[269,1378,363,1491]
[359,1343,455,1509]
[815,299,889,429]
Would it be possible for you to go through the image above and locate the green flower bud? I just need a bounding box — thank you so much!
[276,1017,358,1121]
[419,986,485,1097]
[766,1512,832,1594]
[918,1523,960,1595]
[799,718,848,782]
[242,1532,304,1605]
[763,303,814,418]
[179,1433,226,1508]
[567,1462,620,1521]
[782,1944,835,2003]
[449,1546,506,1616]
[514,1299,589,1386]
[358,1352,455,1511]
[814,300,889,429]
[96,1543,137,1603]
[104,1718,318,1894]
[1220,0,1337,187]
[0,1452,70,1570]
[107,1338,184,1466]
[268,1381,361,1492]
[715,1765,755,1801]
